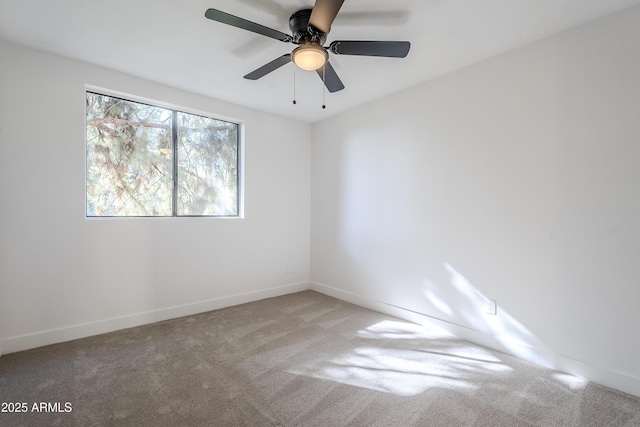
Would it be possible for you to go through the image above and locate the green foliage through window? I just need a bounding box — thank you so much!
[86,92,239,217]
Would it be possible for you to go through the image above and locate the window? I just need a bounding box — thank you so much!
[86,91,240,217]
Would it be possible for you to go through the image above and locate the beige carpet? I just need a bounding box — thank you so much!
[1,290,639,426]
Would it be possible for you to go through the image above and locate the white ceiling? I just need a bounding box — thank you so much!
[2,0,640,123]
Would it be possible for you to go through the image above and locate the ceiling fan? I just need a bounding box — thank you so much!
[204,0,411,93]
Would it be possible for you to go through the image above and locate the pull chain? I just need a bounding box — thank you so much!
[292,64,328,108]
[321,64,326,109]
[292,65,297,105]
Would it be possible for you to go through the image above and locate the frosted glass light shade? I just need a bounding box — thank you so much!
[292,44,328,71]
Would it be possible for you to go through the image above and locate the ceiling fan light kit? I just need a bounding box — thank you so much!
[292,43,328,71]
[205,0,410,95]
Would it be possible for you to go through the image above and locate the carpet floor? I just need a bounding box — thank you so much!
[1,290,639,426]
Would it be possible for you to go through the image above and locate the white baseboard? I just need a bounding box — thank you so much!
[0,281,311,356]
[4,280,639,398]
[311,281,640,398]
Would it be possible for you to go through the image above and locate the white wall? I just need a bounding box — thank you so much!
[0,41,311,354]
[311,6,640,396]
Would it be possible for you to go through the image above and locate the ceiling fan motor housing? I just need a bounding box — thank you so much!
[289,9,327,44]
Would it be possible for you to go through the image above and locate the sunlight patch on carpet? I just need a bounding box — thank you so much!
[288,320,513,396]
[552,372,588,390]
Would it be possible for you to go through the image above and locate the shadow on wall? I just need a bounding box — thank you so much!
[423,262,553,369]
[325,124,553,370]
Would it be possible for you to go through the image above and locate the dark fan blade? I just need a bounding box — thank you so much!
[316,61,345,93]
[205,9,292,42]
[329,40,411,57]
[244,54,291,80]
[309,0,345,33]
